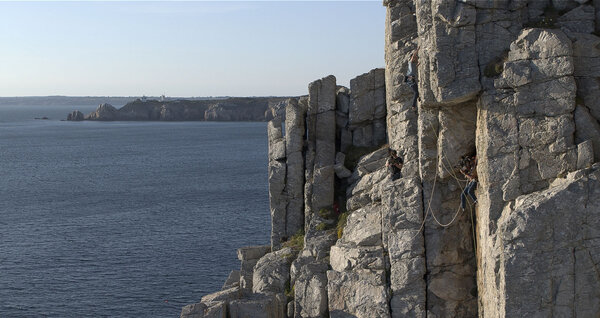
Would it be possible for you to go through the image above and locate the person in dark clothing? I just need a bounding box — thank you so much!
[405,47,420,110]
[386,149,403,181]
[459,155,478,211]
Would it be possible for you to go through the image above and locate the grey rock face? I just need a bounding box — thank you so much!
[577,140,594,169]
[494,168,600,317]
[252,247,295,295]
[381,178,426,318]
[228,293,287,318]
[305,75,337,226]
[348,68,387,148]
[201,286,240,304]
[328,167,390,318]
[222,270,241,290]
[66,110,84,121]
[558,4,595,34]
[237,245,270,294]
[575,105,600,162]
[384,0,420,178]
[285,99,306,239]
[476,28,591,318]
[415,0,481,105]
[268,119,288,250]
[333,152,352,179]
[327,270,390,318]
[180,302,226,318]
[293,261,329,318]
[85,103,118,120]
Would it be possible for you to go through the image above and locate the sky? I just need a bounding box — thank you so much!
[0,1,385,97]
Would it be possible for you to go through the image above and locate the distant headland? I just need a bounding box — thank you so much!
[66,97,291,122]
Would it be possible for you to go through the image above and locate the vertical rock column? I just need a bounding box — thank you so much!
[285,98,306,239]
[414,0,481,105]
[348,68,387,148]
[384,0,420,177]
[476,28,581,317]
[304,75,337,226]
[268,119,287,250]
[418,105,478,318]
[336,87,353,153]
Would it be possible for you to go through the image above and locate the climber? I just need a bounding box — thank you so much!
[459,155,478,211]
[386,149,403,181]
[405,47,420,110]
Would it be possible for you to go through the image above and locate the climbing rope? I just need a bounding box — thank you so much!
[410,117,478,238]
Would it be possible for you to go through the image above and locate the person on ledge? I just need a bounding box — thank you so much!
[405,47,420,110]
[459,154,478,211]
[386,149,404,181]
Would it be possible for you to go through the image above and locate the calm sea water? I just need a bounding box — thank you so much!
[0,105,270,317]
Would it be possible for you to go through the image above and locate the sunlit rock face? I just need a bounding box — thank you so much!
[181,1,600,317]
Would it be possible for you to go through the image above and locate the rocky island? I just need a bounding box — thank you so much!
[181,0,600,317]
[67,97,289,122]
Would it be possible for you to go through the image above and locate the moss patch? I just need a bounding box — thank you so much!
[318,208,335,220]
[483,50,509,78]
[336,212,349,239]
[282,229,304,251]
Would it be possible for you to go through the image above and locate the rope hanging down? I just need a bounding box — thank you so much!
[411,118,477,238]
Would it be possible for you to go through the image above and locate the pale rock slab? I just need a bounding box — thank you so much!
[180,302,226,318]
[577,140,594,169]
[228,293,287,318]
[293,261,329,318]
[339,204,382,247]
[201,286,240,304]
[327,269,391,318]
[252,247,295,295]
[494,168,600,317]
[222,270,241,290]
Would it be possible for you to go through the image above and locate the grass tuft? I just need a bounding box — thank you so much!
[336,212,349,239]
[282,229,304,251]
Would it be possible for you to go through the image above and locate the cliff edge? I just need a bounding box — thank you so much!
[181,0,600,317]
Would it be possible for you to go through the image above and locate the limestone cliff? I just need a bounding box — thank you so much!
[67,97,288,122]
[181,1,600,317]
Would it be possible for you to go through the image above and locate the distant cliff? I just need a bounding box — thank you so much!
[67,97,290,122]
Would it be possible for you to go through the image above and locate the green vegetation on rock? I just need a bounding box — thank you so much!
[336,212,349,239]
[283,229,304,251]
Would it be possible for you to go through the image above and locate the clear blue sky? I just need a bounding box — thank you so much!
[0,1,385,97]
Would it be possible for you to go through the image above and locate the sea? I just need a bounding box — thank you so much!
[0,104,271,317]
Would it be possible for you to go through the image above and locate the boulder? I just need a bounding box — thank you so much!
[252,247,295,295]
[333,152,352,179]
